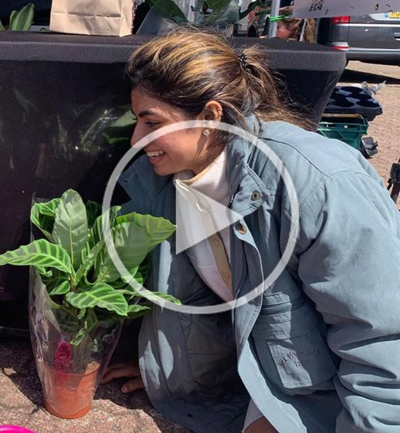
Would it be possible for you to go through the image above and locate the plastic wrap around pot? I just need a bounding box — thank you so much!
[29,269,123,419]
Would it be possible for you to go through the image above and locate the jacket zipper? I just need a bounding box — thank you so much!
[260,295,305,315]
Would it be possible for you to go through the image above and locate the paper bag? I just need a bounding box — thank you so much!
[50,0,134,37]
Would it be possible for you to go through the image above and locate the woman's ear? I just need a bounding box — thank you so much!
[202,100,223,122]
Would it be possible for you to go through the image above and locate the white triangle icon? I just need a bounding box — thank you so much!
[175,179,243,254]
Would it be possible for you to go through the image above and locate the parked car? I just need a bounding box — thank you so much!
[246,7,400,65]
[317,13,400,65]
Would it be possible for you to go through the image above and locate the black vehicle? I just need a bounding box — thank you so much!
[316,13,400,65]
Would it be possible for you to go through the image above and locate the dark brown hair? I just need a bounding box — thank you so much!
[126,27,312,145]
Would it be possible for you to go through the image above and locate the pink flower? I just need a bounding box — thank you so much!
[54,340,73,372]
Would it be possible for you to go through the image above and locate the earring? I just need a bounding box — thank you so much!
[203,129,211,137]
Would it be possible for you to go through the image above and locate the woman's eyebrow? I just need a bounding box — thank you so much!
[137,109,158,118]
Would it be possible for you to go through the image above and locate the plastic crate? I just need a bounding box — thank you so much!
[324,86,383,121]
[317,114,369,149]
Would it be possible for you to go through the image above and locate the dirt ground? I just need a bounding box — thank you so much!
[339,61,400,188]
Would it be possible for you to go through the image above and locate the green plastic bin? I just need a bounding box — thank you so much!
[317,114,369,150]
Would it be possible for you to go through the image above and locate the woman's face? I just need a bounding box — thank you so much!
[276,22,293,39]
[130,88,213,176]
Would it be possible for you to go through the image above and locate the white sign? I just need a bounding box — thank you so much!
[292,0,400,18]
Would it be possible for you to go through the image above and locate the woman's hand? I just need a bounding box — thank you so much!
[101,361,144,393]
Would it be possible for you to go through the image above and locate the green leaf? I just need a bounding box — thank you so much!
[136,289,182,305]
[37,266,53,278]
[9,3,35,31]
[0,20,5,31]
[97,215,175,283]
[86,200,102,228]
[90,206,121,247]
[115,212,176,242]
[31,198,60,242]
[102,110,137,145]
[0,239,74,274]
[70,309,98,346]
[117,283,181,306]
[90,207,121,274]
[66,283,129,316]
[49,280,70,296]
[53,190,88,268]
[74,240,105,286]
[146,0,188,24]
[127,304,151,319]
[9,11,17,28]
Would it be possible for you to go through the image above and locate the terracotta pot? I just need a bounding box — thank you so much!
[42,363,100,419]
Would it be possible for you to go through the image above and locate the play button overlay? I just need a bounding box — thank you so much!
[102,120,299,314]
[174,178,243,254]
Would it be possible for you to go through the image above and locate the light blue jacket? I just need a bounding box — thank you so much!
[119,118,400,433]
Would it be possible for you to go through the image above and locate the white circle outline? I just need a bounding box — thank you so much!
[102,120,299,314]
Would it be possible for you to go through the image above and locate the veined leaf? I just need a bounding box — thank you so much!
[97,216,175,283]
[115,212,176,240]
[37,198,60,216]
[74,240,105,286]
[0,239,74,274]
[37,266,53,278]
[66,283,128,316]
[49,280,70,296]
[53,189,88,268]
[117,284,181,305]
[70,309,98,346]
[146,0,188,24]
[133,288,182,305]
[127,304,151,319]
[86,200,102,228]
[9,3,35,31]
[90,207,121,274]
[31,198,60,242]
[90,206,121,248]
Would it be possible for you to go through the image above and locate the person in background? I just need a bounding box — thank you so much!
[276,6,316,42]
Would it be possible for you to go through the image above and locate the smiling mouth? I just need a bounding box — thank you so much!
[146,150,166,158]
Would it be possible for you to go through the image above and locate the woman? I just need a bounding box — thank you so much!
[276,6,316,43]
[102,28,400,433]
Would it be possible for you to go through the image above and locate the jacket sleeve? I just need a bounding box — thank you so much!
[296,170,400,433]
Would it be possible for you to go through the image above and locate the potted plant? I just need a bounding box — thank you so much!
[0,189,178,419]
[138,0,263,35]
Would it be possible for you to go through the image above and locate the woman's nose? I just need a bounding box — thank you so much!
[130,127,141,147]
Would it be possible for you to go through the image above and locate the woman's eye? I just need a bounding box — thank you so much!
[146,121,159,127]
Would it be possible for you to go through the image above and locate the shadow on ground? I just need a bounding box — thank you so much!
[340,67,400,85]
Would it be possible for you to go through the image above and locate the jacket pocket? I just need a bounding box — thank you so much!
[180,311,238,389]
[251,297,337,395]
